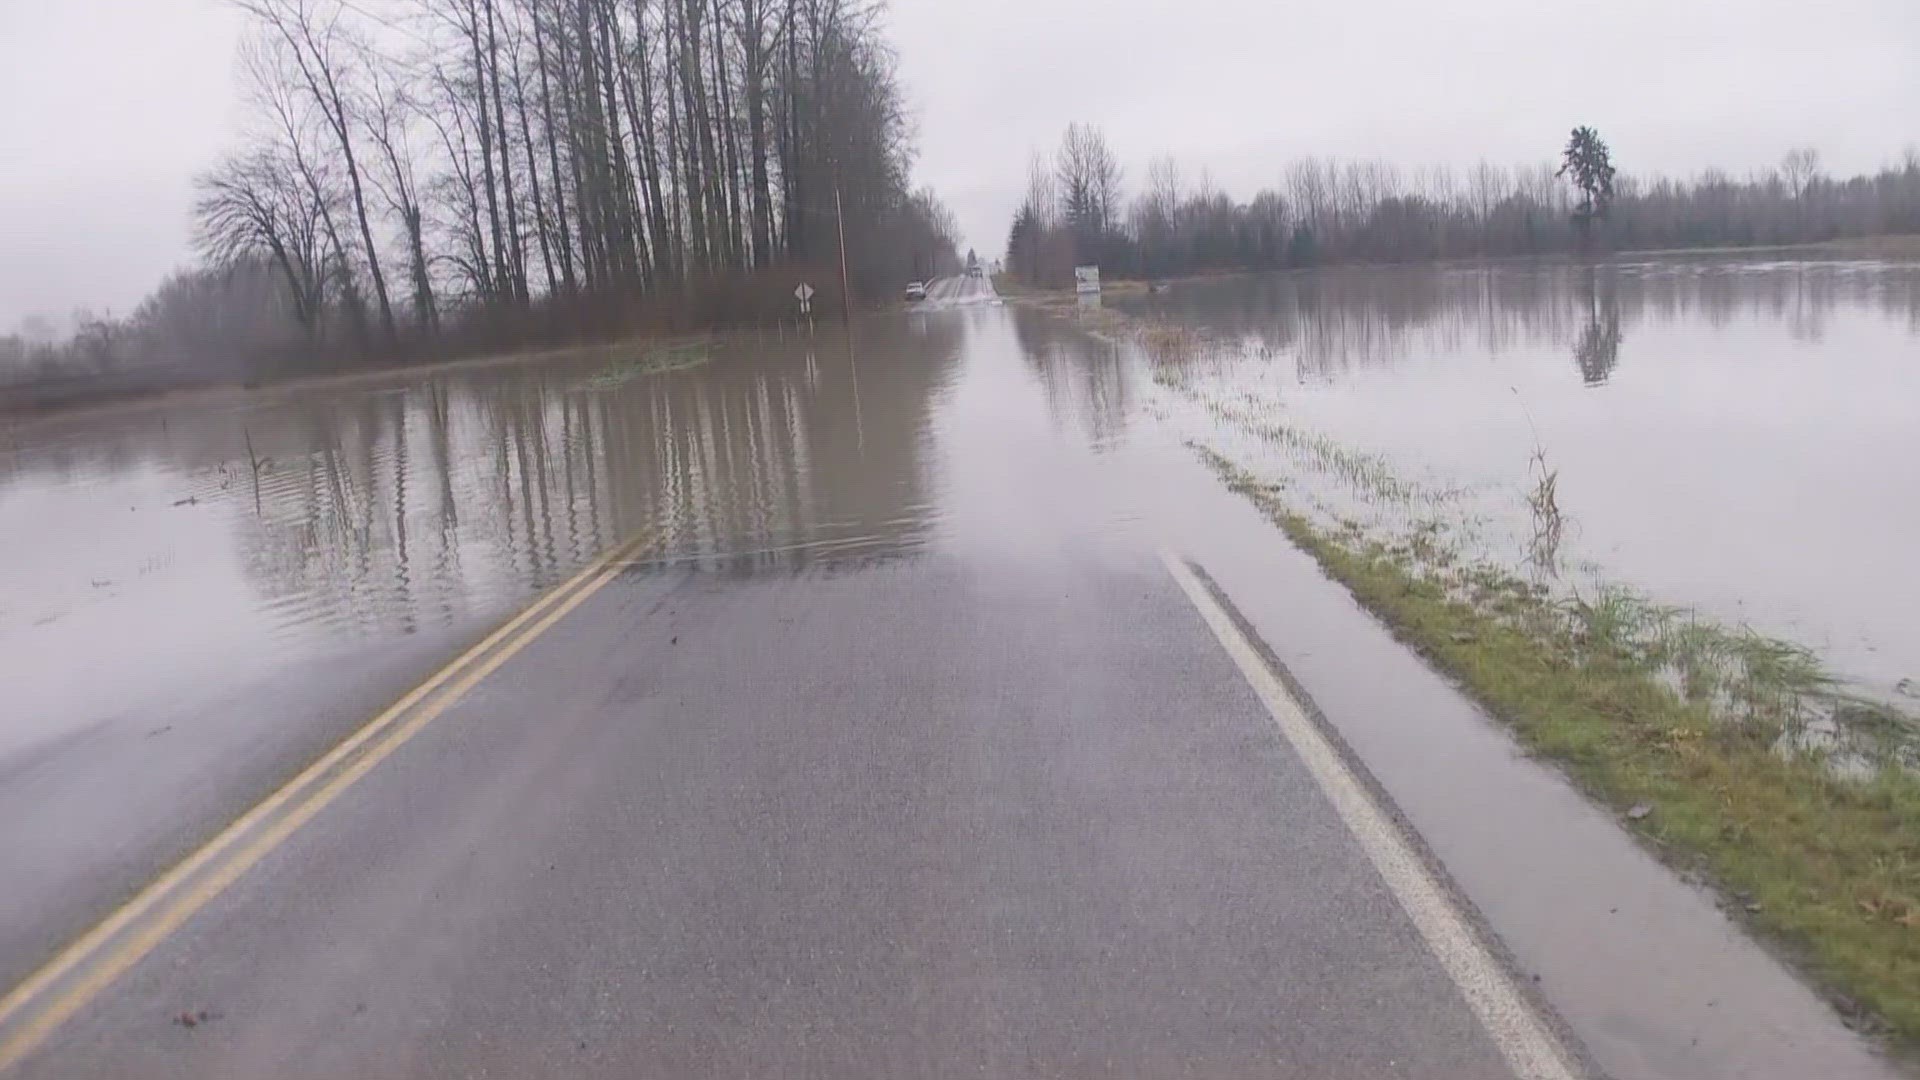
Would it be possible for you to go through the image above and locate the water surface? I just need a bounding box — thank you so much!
[1,303,1164,755]
[7,258,1914,759]
[1120,259,1920,697]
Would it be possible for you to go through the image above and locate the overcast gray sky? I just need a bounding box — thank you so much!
[3,0,1917,328]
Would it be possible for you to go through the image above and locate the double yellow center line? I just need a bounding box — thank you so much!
[0,530,656,1072]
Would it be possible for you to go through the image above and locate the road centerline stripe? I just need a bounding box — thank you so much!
[0,530,653,1073]
[1159,551,1582,1080]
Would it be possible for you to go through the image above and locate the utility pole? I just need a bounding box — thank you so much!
[834,181,852,324]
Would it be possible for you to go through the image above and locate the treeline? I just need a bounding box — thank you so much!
[0,260,307,407]
[5,0,957,401]
[1006,124,1920,284]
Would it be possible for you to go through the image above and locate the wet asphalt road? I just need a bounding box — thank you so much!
[10,551,1523,1078]
[0,277,1532,1077]
[0,275,1899,1078]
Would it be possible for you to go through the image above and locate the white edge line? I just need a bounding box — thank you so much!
[1159,551,1581,1080]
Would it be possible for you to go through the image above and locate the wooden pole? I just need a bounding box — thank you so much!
[834,181,852,324]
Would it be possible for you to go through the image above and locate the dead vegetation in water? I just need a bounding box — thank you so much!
[1139,324,1203,363]
[1525,446,1566,575]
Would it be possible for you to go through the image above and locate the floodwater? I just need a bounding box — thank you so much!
[3,265,1911,1080]
[0,298,1151,758]
[5,258,1916,754]
[1118,258,1920,699]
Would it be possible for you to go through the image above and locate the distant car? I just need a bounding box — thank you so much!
[968,265,984,278]
[904,281,928,301]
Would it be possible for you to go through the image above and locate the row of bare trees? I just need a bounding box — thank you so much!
[1006,124,1920,284]
[7,0,964,404]
[177,0,956,359]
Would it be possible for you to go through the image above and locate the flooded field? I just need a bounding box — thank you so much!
[1120,259,1920,704]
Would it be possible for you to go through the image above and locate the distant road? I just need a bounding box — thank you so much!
[921,274,998,306]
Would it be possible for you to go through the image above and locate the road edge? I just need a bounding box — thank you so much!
[0,530,657,1073]
[1163,551,1597,1080]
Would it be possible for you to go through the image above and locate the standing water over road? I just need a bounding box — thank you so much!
[2,325,934,751]
[8,260,1915,753]
[0,286,1166,1011]
[1120,258,1920,701]
[2,271,1912,1080]
[0,296,1149,758]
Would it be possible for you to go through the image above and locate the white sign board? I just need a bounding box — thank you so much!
[794,282,815,315]
[1073,265,1101,294]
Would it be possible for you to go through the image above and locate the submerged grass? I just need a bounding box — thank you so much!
[581,341,712,388]
[1140,324,1204,364]
[1201,399,1452,508]
[1199,444,1920,1047]
[1253,422,1424,505]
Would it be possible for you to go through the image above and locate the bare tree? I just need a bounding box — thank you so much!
[1022,151,1056,230]
[195,146,331,335]
[736,0,776,265]
[356,48,439,333]
[1055,122,1121,254]
[1286,158,1333,234]
[1781,145,1824,236]
[1782,146,1822,203]
[483,0,529,299]
[528,0,578,292]
[241,0,400,340]
[153,0,964,380]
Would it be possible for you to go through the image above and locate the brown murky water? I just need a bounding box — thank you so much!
[1118,257,1920,698]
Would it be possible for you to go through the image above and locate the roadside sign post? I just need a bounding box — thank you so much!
[795,282,816,334]
[1074,265,1102,310]
[835,183,852,325]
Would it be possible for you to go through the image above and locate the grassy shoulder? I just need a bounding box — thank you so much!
[1198,447,1920,1047]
